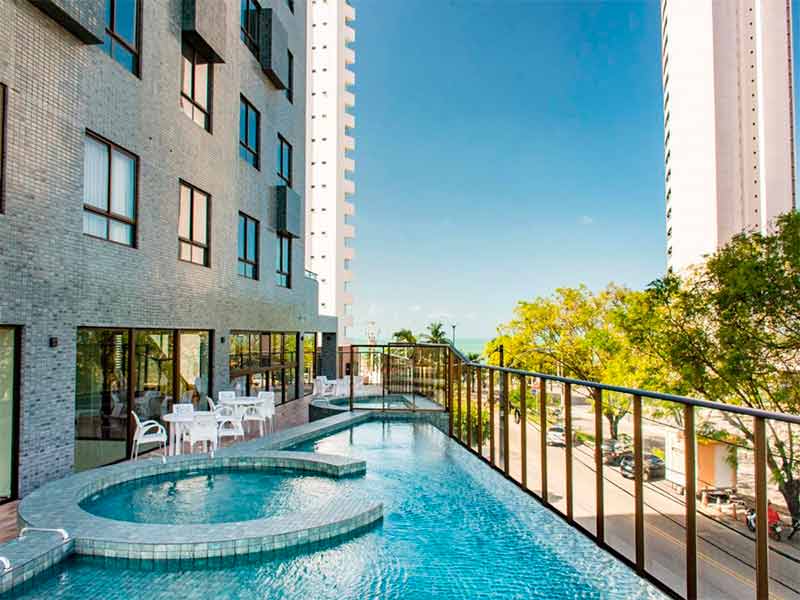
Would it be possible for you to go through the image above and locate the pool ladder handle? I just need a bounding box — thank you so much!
[18,527,70,542]
[0,556,9,573]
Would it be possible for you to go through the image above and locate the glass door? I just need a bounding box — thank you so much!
[0,327,17,501]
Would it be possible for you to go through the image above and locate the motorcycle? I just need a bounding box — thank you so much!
[745,508,784,541]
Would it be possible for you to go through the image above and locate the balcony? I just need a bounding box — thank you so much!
[344,157,355,174]
[344,135,355,151]
[344,25,356,44]
[344,46,356,65]
[343,224,355,239]
[343,90,356,108]
[344,112,355,129]
[344,2,356,22]
[344,178,355,196]
[29,0,104,44]
[344,68,355,87]
[334,342,800,600]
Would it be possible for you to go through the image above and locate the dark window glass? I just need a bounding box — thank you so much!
[0,327,17,498]
[275,233,291,288]
[75,328,130,471]
[103,0,140,76]
[238,212,259,279]
[180,43,212,131]
[239,96,260,169]
[179,331,211,410]
[178,182,209,266]
[240,0,260,56]
[277,135,292,186]
[83,133,137,247]
[286,51,294,103]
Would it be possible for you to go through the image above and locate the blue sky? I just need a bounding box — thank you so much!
[345,1,781,341]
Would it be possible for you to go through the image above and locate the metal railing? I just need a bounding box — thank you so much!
[346,342,800,600]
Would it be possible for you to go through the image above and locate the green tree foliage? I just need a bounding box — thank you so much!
[492,285,670,439]
[622,212,800,518]
[420,322,449,344]
[391,329,417,344]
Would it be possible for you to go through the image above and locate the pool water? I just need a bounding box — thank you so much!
[80,468,340,524]
[7,420,664,599]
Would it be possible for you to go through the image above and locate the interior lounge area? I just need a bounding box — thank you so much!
[74,328,212,472]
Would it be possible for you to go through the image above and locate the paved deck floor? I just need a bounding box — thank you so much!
[0,395,314,544]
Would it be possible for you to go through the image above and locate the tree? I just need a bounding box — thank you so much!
[391,329,417,344]
[466,352,481,362]
[491,285,668,439]
[421,322,449,344]
[623,212,800,519]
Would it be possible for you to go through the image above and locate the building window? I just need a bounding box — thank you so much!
[83,133,137,247]
[0,84,5,212]
[277,135,292,186]
[178,181,209,266]
[0,327,18,501]
[238,212,259,279]
[181,42,212,131]
[275,233,291,288]
[240,96,260,169]
[344,258,352,270]
[240,0,260,56]
[286,51,294,103]
[103,0,140,75]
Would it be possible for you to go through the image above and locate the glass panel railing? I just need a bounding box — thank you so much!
[642,397,686,598]
[545,377,566,514]
[601,390,636,563]
[571,384,598,536]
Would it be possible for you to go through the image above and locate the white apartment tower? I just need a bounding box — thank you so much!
[306,0,357,344]
[661,0,796,272]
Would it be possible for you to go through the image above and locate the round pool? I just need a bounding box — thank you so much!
[80,467,340,525]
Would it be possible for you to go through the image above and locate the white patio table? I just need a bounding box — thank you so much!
[162,410,213,456]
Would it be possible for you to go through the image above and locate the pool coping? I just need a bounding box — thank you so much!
[4,412,381,593]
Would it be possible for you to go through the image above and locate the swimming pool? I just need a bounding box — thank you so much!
[80,467,343,525]
[7,420,664,599]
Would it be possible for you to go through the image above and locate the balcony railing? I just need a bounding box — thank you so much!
[339,343,800,600]
[229,351,297,373]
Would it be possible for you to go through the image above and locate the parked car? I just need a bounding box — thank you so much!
[619,453,666,481]
[546,425,566,446]
[601,439,631,465]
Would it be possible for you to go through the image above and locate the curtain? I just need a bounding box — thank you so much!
[84,137,108,210]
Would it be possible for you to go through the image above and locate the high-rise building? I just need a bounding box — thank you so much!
[661,0,796,272]
[306,0,357,344]
[0,0,337,498]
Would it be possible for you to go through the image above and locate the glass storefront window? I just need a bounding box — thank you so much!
[134,331,174,450]
[179,331,210,409]
[75,329,129,472]
[0,328,17,500]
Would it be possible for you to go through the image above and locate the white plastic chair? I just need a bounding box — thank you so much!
[206,396,217,413]
[217,413,245,444]
[131,412,167,462]
[314,376,337,398]
[183,414,218,456]
[248,391,275,435]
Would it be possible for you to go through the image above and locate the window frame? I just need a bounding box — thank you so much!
[240,95,261,170]
[277,134,292,186]
[240,0,261,57]
[103,0,142,77]
[180,42,213,132]
[83,130,139,248]
[286,50,294,103]
[275,232,291,288]
[0,83,6,213]
[238,212,259,280]
[178,180,211,267]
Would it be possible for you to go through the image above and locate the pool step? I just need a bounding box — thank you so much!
[0,529,73,593]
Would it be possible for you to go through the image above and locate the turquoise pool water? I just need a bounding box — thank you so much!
[80,467,339,524]
[6,420,663,599]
